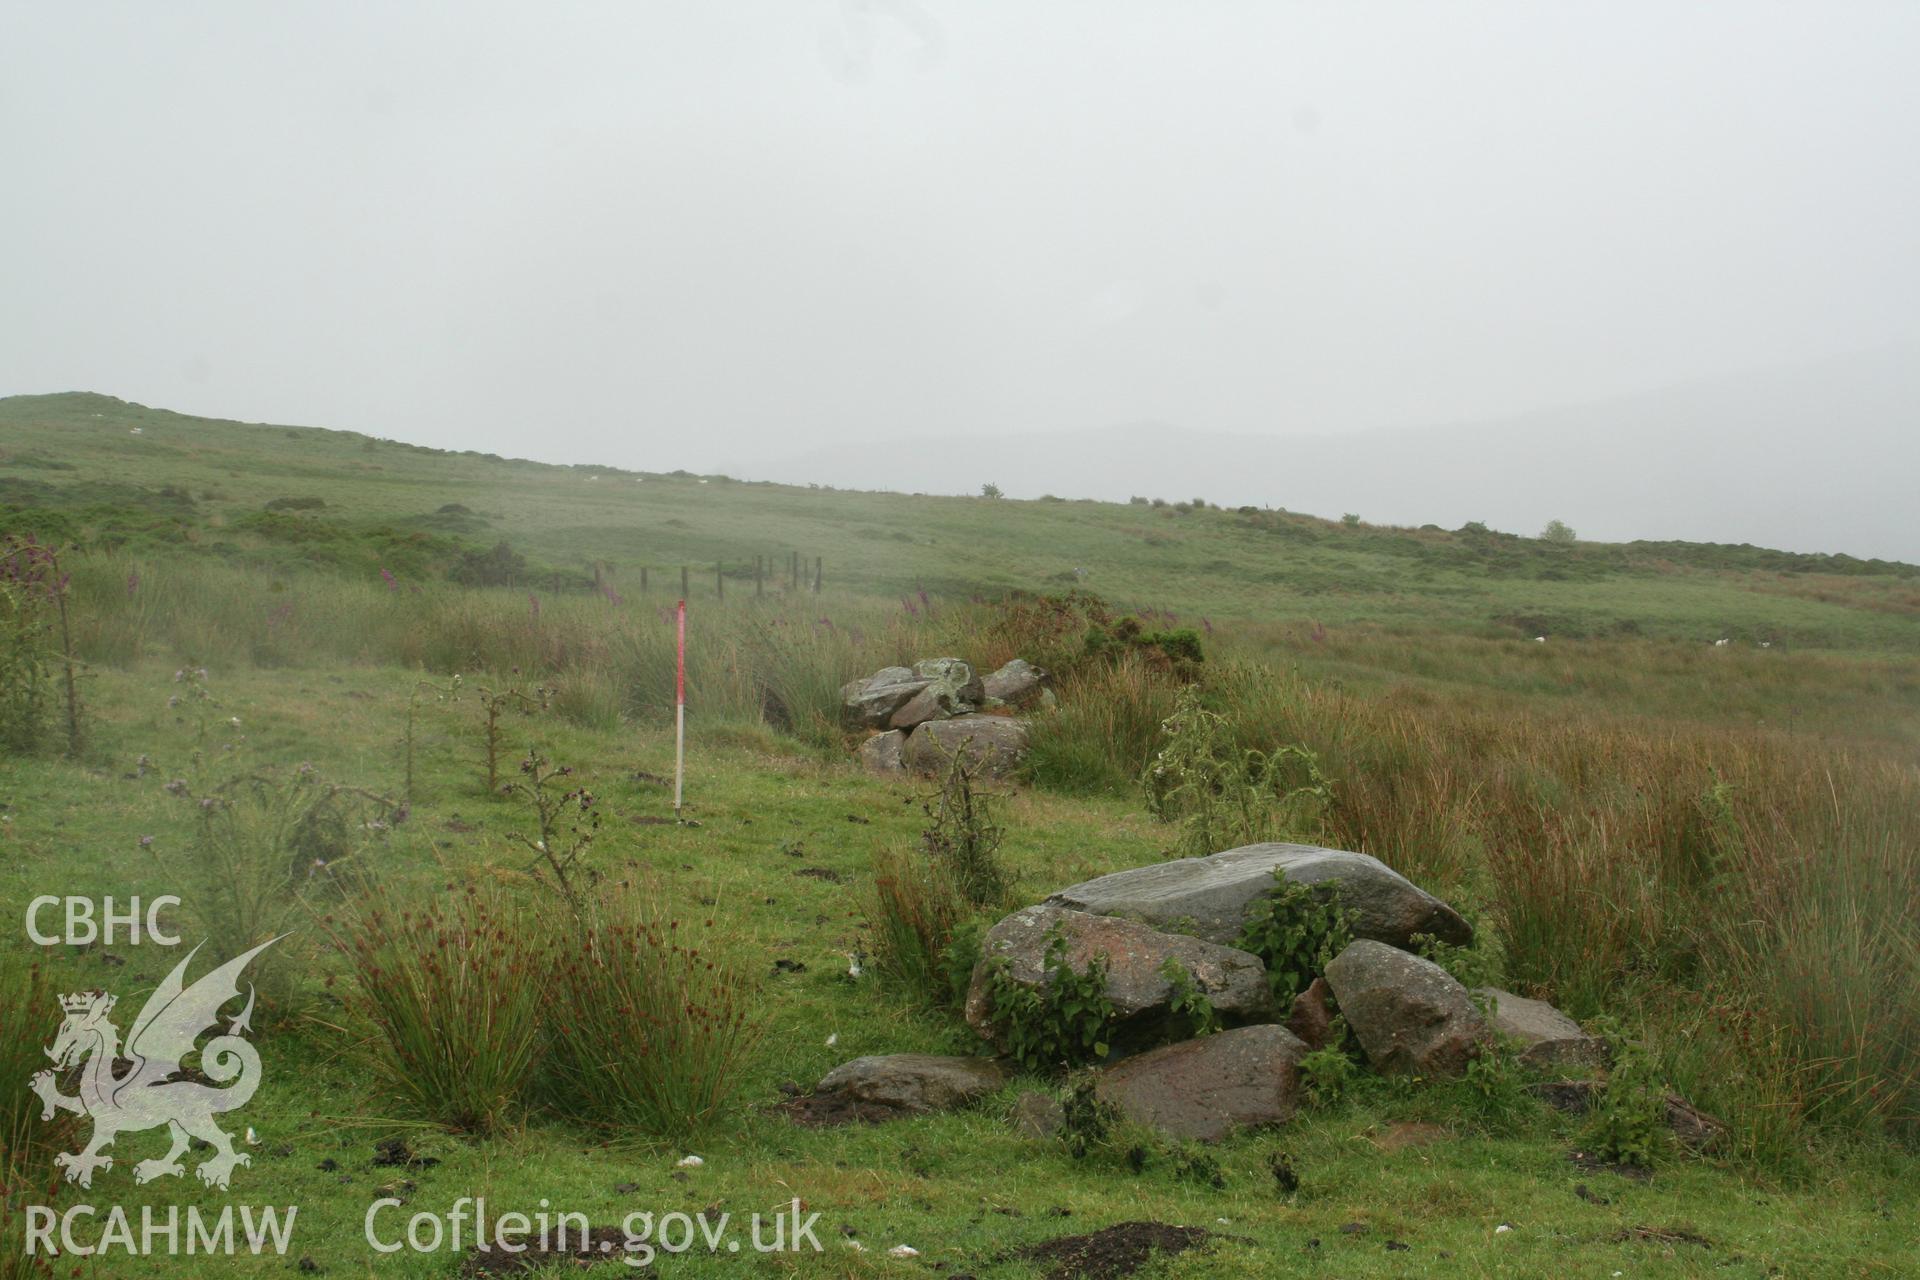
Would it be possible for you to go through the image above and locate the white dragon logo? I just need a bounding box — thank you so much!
[30,938,277,1191]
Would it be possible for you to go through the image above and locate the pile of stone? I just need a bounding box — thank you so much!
[841,657,1050,778]
[804,841,1719,1148]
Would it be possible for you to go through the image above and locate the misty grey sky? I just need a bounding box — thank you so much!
[4,2,1918,480]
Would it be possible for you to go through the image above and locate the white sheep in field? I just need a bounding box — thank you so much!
[1714,638,1730,647]
[1534,636,1546,643]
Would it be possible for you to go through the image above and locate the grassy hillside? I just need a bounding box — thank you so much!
[4,392,1916,651]
[2,391,1917,1277]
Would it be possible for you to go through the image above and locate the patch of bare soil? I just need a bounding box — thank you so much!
[1016,1221,1214,1280]
[1611,1225,1712,1248]
[1567,1147,1654,1181]
[773,1092,903,1128]
[460,1225,633,1275]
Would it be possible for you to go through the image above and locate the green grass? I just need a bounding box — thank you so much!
[5,390,1918,650]
[2,392,1918,1275]
[3,665,1917,1276]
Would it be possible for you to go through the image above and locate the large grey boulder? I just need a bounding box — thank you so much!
[859,730,908,774]
[902,715,1030,779]
[1047,843,1471,950]
[982,659,1050,708]
[839,668,930,729]
[814,1054,1008,1116]
[1474,988,1608,1069]
[1324,939,1490,1077]
[888,658,985,729]
[890,682,977,730]
[912,657,985,704]
[965,905,1274,1051]
[1094,1025,1308,1142]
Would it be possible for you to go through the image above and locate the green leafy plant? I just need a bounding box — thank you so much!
[1058,1080,1118,1160]
[1580,1018,1670,1168]
[1144,684,1334,856]
[1457,1033,1535,1133]
[985,930,1116,1073]
[1413,925,1507,991]
[1160,957,1221,1037]
[1298,1018,1363,1108]
[1237,875,1354,1003]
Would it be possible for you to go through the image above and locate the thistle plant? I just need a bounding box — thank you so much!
[403,675,461,803]
[503,749,599,910]
[476,679,548,793]
[1144,682,1335,856]
[920,749,1010,908]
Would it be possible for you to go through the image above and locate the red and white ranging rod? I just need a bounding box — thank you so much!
[674,598,687,815]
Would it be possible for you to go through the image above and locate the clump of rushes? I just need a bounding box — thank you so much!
[868,842,973,1009]
[540,884,761,1139]
[332,883,547,1136]
[2,959,70,1280]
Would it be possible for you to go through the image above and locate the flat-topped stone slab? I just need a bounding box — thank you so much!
[1046,842,1472,949]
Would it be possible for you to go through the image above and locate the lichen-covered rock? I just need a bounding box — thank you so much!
[1093,1025,1308,1142]
[839,668,930,729]
[814,1054,1008,1116]
[890,683,977,730]
[911,657,985,704]
[1047,843,1471,949]
[902,715,1030,778]
[859,730,908,774]
[982,659,1050,708]
[1474,988,1608,1069]
[964,905,1274,1051]
[1324,939,1490,1077]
